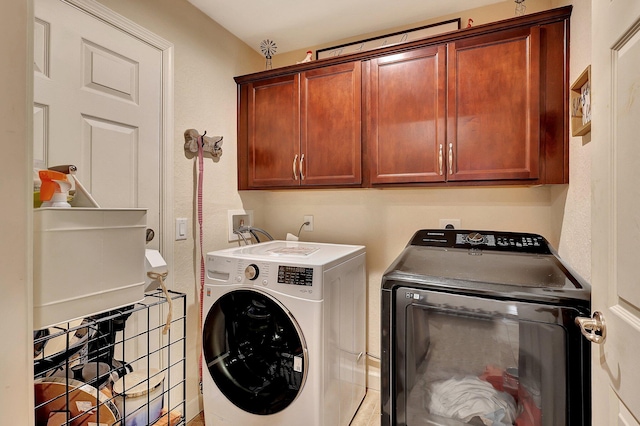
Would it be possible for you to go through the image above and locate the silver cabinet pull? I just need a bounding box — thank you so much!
[299,154,305,180]
[438,144,444,175]
[575,311,606,344]
[448,143,453,174]
[292,154,298,180]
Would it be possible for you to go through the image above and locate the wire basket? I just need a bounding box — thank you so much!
[33,290,186,426]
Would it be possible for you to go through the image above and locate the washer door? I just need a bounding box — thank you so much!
[203,289,308,415]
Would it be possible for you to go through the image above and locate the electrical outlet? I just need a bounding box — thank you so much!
[439,219,461,229]
[303,215,314,231]
[228,209,253,241]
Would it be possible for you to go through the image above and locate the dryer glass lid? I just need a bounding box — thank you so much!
[386,246,585,289]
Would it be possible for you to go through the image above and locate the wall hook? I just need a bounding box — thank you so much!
[184,129,223,158]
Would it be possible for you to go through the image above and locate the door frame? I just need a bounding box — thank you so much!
[64,0,175,287]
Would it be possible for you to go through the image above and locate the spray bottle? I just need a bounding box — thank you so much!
[38,170,72,208]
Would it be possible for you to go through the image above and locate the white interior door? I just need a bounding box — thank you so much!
[34,0,162,250]
[33,0,175,383]
[591,0,640,424]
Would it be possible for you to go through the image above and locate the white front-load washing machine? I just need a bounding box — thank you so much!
[202,240,366,425]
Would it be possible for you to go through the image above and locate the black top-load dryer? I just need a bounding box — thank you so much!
[381,229,591,426]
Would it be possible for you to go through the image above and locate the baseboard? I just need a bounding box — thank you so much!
[367,354,381,391]
[186,394,202,423]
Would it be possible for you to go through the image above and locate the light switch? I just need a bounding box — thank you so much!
[176,218,187,240]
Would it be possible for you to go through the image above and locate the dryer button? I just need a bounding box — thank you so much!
[235,275,243,282]
[261,279,268,286]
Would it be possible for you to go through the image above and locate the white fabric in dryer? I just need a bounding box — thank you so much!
[426,376,517,425]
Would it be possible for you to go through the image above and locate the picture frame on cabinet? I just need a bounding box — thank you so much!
[316,18,461,60]
[570,65,591,137]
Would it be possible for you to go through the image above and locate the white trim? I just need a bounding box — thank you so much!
[62,0,175,289]
[63,0,172,49]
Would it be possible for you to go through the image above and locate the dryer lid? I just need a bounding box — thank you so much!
[382,230,590,304]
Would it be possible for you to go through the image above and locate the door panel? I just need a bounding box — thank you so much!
[81,116,138,207]
[33,104,48,169]
[248,75,300,187]
[447,28,540,181]
[82,40,139,102]
[34,0,162,249]
[301,62,362,186]
[592,0,640,423]
[369,46,446,184]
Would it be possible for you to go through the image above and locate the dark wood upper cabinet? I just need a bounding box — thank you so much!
[239,62,361,189]
[236,6,571,190]
[367,46,447,184]
[247,74,299,188]
[301,63,362,186]
[446,26,541,182]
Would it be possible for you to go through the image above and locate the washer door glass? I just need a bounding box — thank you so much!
[203,289,307,415]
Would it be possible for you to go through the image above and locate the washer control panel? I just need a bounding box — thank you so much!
[277,265,313,286]
[410,229,552,254]
[206,255,321,299]
[245,264,259,280]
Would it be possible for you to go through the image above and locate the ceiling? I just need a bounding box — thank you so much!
[187,0,506,55]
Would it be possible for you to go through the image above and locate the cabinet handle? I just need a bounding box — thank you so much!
[448,143,453,175]
[299,154,305,180]
[438,144,443,175]
[292,154,298,180]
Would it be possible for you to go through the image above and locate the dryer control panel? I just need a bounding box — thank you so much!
[409,229,552,254]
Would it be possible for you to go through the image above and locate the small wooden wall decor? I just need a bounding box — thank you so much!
[570,65,591,137]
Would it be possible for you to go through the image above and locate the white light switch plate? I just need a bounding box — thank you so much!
[176,218,187,240]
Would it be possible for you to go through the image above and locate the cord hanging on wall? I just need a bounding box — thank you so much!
[183,129,223,158]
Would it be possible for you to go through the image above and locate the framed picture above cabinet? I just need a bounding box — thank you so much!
[570,65,591,137]
[316,19,460,60]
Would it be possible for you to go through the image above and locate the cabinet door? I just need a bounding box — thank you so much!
[248,74,300,187]
[447,27,540,181]
[300,62,362,186]
[368,46,447,184]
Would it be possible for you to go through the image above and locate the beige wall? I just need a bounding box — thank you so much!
[0,0,34,423]
[551,0,592,282]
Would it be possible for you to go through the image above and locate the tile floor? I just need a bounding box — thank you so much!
[186,389,380,425]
